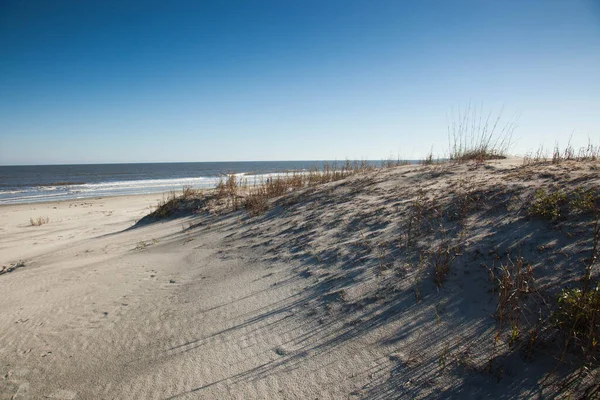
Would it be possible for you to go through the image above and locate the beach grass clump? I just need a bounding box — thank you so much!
[529,188,567,220]
[30,216,49,226]
[553,138,600,164]
[448,103,518,162]
[432,242,456,287]
[150,187,205,218]
[216,174,244,210]
[525,138,600,166]
[570,187,599,214]
[240,161,374,216]
[151,192,181,218]
[245,187,269,216]
[523,146,550,165]
[554,284,600,364]
[381,156,410,168]
[493,257,534,337]
[148,162,373,219]
[549,203,600,375]
[420,150,434,165]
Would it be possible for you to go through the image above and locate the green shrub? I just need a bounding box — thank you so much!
[570,187,598,214]
[554,284,600,361]
[529,189,567,220]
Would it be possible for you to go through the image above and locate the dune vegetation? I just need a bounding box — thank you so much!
[145,126,600,397]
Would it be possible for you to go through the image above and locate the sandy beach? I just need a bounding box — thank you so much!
[1,192,364,399]
[1,159,600,399]
[3,1,599,397]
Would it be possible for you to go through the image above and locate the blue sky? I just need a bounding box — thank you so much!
[1,0,599,165]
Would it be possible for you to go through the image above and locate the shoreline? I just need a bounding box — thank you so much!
[0,188,211,208]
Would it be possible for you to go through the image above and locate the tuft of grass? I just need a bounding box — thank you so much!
[525,138,600,166]
[529,188,567,220]
[570,187,599,214]
[151,192,180,218]
[554,284,600,365]
[245,187,270,216]
[30,216,49,226]
[241,161,371,216]
[523,145,550,165]
[420,149,434,165]
[151,162,373,219]
[150,187,205,219]
[381,155,410,168]
[447,103,519,163]
[528,187,598,220]
[432,241,456,288]
[495,256,534,331]
[548,199,600,380]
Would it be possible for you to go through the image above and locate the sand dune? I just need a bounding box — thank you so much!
[1,159,600,398]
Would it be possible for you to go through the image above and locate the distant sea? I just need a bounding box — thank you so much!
[0,161,386,205]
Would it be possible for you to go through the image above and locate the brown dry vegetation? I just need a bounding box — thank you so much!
[150,161,381,219]
[447,103,519,163]
[524,138,600,166]
[29,216,49,226]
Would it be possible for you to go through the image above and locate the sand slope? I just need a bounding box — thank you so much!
[1,159,600,398]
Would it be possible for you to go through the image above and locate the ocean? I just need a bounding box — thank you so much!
[0,161,383,205]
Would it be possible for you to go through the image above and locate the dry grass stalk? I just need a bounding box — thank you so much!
[525,138,600,166]
[448,102,518,163]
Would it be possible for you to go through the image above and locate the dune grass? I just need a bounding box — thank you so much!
[149,187,205,218]
[447,103,519,162]
[151,161,385,218]
[524,138,600,165]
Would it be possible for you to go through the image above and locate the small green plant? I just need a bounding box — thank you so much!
[508,323,520,348]
[570,187,598,214]
[492,256,535,360]
[529,189,567,220]
[525,326,539,360]
[30,216,49,226]
[554,284,600,363]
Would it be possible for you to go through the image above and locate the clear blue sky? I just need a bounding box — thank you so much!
[1,0,599,165]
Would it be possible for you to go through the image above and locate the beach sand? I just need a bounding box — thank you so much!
[1,159,599,398]
[1,193,357,399]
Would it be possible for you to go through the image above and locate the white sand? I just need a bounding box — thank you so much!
[1,159,599,399]
[1,193,360,399]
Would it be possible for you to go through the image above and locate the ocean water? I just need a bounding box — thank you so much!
[0,161,382,205]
